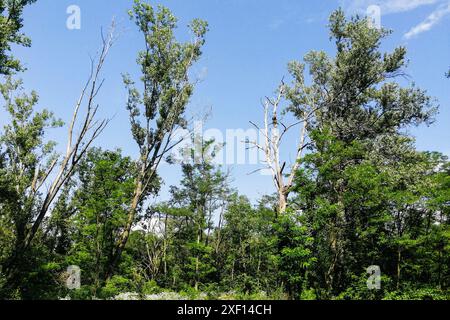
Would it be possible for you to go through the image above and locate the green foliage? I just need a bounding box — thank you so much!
[287,9,436,145]
[272,210,315,299]
[0,76,63,299]
[285,10,447,300]
[384,287,450,300]
[217,194,277,294]
[185,241,216,290]
[293,127,449,298]
[0,0,36,75]
[101,275,133,299]
[142,137,230,290]
[124,0,208,153]
[65,148,137,295]
[104,1,209,276]
[141,279,162,295]
[0,4,448,301]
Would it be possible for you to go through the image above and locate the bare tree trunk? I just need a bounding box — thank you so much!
[163,213,169,277]
[215,203,225,255]
[278,190,289,215]
[106,175,143,279]
[249,79,316,215]
[396,248,401,291]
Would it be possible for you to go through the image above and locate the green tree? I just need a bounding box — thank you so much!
[64,149,136,297]
[307,10,435,140]
[108,1,208,276]
[218,194,277,294]
[151,137,229,290]
[0,0,36,75]
[0,77,63,298]
[288,10,441,298]
[0,30,112,298]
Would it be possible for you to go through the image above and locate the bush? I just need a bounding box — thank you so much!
[101,275,133,298]
[384,287,450,300]
[142,280,162,295]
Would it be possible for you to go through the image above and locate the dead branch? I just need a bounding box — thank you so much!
[23,21,116,250]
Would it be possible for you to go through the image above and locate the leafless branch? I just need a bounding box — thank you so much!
[23,21,116,250]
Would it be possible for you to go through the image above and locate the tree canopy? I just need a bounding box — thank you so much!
[0,2,448,300]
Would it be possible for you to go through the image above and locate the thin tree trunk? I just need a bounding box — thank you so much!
[106,176,143,279]
[396,248,402,291]
[278,190,288,215]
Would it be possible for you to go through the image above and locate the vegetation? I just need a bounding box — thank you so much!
[0,1,448,300]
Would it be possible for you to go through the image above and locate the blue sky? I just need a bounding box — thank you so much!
[2,0,449,203]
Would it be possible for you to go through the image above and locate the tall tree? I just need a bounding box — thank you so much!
[147,137,230,290]
[108,0,208,277]
[252,9,435,216]
[0,27,114,296]
[289,10,439,297]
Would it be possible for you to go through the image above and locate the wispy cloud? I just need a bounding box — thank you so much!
[404,2,450,39]
[340,0,439,14]
[380,0,438,13]
[340,0,450,39]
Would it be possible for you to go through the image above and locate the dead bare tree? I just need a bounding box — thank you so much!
[248,72,319,215]
[22,23,116,250]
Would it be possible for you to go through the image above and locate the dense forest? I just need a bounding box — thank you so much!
[0,0,449,300]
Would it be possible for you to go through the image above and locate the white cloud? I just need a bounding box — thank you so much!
[341,0,439,14]
[340,0,450,39]
[404,2,450,39]
[382,0,439,13]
